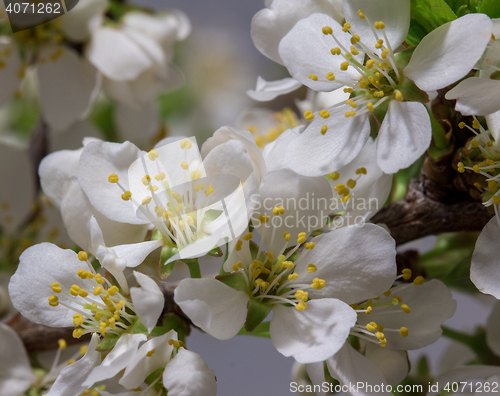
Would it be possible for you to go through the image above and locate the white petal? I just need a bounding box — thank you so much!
[445,77,500,116]
[271,299,356,363]
[485,110,500,142]
[246,76,302,102]
[45,333,100,396]
[39,147,82,209]
[130,271,164,333]
[78,140,147,225]
[283,111,371,176]
[251,0,343,64]
[202,126,267,186]
[119,331,177,389]
[376,100,431,174]
[294,224,397,304]
[59,0,107,41]
[344,0,411,51]
[88,27,152,80]
[429,367,500,396]
[174,278,249,340]
[83,333,147,388]
[486,301,500,357]
[38,46,97,132]
[253,169,333,255]
[279,13,362,91]
[0,143,35,233]
[0,323,35,396]
[327,343,392,396]
[364,343,409,386]
[471,217,500,298]
[163,348,217,396]
[262,126,302,172]
[357,279,456,350]
[404,14,493,91]
[8,243,94,327]
[304,362,327,396]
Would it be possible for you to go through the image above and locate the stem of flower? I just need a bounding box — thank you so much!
[185,258,201,278]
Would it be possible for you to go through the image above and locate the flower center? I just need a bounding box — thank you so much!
[304,11,405,135]
[230,207,325,312]
[245,108,299,149]
[47,251,137,339]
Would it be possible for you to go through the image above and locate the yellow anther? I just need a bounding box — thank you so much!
[383,289,391,297]
[325,72,335,81]
[350,45,360,55]
[413,276,425,285]
[148,150,159,161]
[204,185,214,196]
[366,322,377,331]
[473,165,480,174]
[340,61,349,71]
[307,264,317,273]
[108,286,119,296]
[180,161,189,170]
[73,328,84,339]
[321,125,328,135]
[472,119,481,129]
[493,196,500,204]
[142,196,152,205]
[311,278,325,290]
[155,206,165,217]
[457,162,465,173]
[283,232,291,241]
[395,90,404,101]
[487,141,494,147]
[108,174,119,183]
[357,10,365,19]
[458,122,466,129]
[180,140,192,149]
[471,140,479,148]
[267,251,274,262]
[304,242,315,250]
[78,289,89,298]
[295,301,307,311]
[399,327,409,337]
[48,295,59,306]
[78,251,88,261]
[232,264,240,271]
[308,73,318,81]
[489,181,499,193]
[258,215,269,224]
[402,268,412,280]
[295,290,309,302]
[93,286,103,296]
[375,38,384,49]
[318,110,330,121]
[116,300,125,310]
[345,110,357,117]
[283,261,294,269]
[400,304,411,314]
[297,235,307,244]
[57,338,67,350]
[121,191,132,201]
[375,331,385,340]
[347,179,357,189]
[51,282,62,293]
[322,26,333,35]
[190,170,202,181]
[365,59,376,69]
[381,48,390,59]
[242,232,253,241]
[146,349,156,357]
[146,185,159,192]
[366,306,372,314]
[346,99,357,108]
[366,102,374,112]
[235,240,243,251]
[342,23,351,32]
[73,313,84,326]
[252,269,262,278]
[155,172,165,181]
[331,47,341,55]
[304,110,315,121]
[350,34,360,45]
[288,273,299,281]
[95,274,105,284]
[80,345,88,355]
[344,87,353,93]
[142,175,151,186]
[375,21,386,29]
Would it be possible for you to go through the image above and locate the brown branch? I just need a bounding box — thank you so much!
[371,171,493,246]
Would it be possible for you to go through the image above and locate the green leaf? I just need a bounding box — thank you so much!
[96,335,119,352]
[159,245,179,279]
[478,0,500,17]
[405,19,428,46]
[215,272,249,292]
[410,0,457,33]
[245,298,272,332]
[129,319,149,335]
[208,246,223,257]
[398,76,429,104]
[237,321,271,338]
[152,313,190,343]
